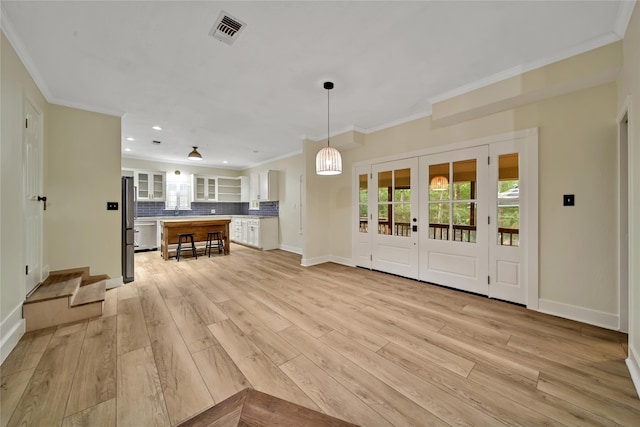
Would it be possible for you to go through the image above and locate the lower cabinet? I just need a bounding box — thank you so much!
[231,217,278,250]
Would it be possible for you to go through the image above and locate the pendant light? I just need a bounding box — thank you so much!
[188,146,203,161]
[316,81,342,175]
[430,175,449,190]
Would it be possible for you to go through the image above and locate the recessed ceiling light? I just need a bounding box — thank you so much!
[126,137,135,141]
[152,125,162,130]
[124,148,132,152]
[223,160,228,164]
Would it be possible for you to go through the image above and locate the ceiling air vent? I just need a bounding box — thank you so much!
[209,11,246,46]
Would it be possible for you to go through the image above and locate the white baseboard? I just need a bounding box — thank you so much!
[537,298,619,330]
[106,276,124,290]
[301,255,355,268]
[301,255,332,267]
[279,244,302,255]
[1,303,25,365]
[626,345,640,398]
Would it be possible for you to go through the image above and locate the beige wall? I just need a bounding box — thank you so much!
[242,154,305,253]
[304,47,620,317]
[1,32,49,360]
[45,105,121,278]
[619,1,640,387]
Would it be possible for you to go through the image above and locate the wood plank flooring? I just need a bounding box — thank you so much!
[1,244,637,426]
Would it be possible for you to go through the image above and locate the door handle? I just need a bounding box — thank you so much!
[37,195,47,210]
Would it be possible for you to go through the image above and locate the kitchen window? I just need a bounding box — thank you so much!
[165,174,192,210]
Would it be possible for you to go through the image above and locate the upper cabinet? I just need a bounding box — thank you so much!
[251,170,279,202]
[192,175,248,203]
[193,175,217,202]
[135,171,165,201]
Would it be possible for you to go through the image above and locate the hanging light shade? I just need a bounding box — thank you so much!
[316,81,342,175]
[430,175,448,190]
[188,146,203,161]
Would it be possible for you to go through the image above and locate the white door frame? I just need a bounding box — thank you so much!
[617,96,631,332]
[352,128,539,308]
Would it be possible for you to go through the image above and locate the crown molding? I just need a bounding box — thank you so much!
[1,7,53,101]
[428,32,621,105]
[614,0,636,38]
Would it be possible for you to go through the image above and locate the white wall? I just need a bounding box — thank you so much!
[242,153,305,254]
[122,157,242,178]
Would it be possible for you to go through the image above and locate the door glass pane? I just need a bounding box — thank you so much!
[378,171,392,202]
[378,204,390,235]
[453,159,476,200]
[359,174,368,233]
[394,168,411,202]
[429,203,449,240]
[453,202,477,243]
[394,204,411,237]
[429,163,449,200]
[498,153,519,246]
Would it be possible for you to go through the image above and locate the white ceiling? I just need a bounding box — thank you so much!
[1,1,634,169]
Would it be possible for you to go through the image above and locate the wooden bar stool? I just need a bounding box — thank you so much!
[206,231,225,257]
[176,233,197,261]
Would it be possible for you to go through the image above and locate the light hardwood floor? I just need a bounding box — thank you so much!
[1,244,638,426]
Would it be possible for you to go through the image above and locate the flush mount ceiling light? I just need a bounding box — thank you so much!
[188,146,203,161]
[430,175,449,190]
[316,81,342,176]
[152,125,162,130]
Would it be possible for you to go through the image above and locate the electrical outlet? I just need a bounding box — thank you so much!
[210,209,216,214]
[107,202,118,210]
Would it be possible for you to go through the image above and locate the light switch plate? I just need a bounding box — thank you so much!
[563,194,575,206]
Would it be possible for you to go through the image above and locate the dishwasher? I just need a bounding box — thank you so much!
[134,220,158,252]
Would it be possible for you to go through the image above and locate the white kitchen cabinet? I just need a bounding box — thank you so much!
[218,176,248,202]
[249,170,279,210]
[230,216,278,250]
[192,175,217,201]
[135,171,165,201]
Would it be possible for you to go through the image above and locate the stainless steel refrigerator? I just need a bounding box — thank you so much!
[122,176,135,283]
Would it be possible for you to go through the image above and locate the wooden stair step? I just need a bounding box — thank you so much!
[24,273,82,305]
[81,274,110,287]
[71,280,106,307]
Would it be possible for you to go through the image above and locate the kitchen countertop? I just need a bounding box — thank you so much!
[136,215,277,221]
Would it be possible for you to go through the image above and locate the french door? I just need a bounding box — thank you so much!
[354,132,536,306]
[370,159,419,279]
[419,146,489,295]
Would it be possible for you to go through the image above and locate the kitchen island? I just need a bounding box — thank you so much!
[160,219,231,260]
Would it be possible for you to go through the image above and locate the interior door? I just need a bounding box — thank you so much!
[371,158,419,279]
[419,146,489,295]
[23,99,44,295]
[354,165,372,269]
[488,140,526,304]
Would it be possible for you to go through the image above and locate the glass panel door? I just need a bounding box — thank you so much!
[371,158,419,279]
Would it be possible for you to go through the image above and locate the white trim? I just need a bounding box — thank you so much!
[0,304,25,365]
[362,111,432,135]
[301,255,354,268]
[537,299,619,331]
[279,244,302,255]
[616,96,631,332]
[626,345,640,398]
[0,12,53,101]
[526,131,539,310]
[301,255,333,267]
[106,277,123,290]
[428,33,620,105]
[353,128,537,169]
[614,1,637,38]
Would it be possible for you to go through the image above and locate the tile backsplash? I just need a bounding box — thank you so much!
[136,201,279,217]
